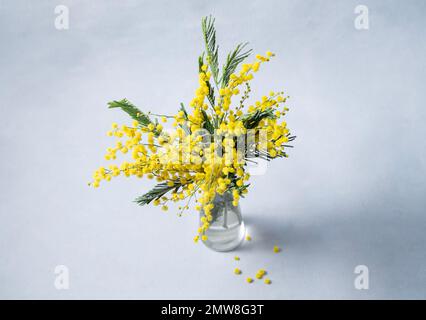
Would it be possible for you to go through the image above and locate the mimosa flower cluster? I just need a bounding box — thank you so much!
[90,16,295,242]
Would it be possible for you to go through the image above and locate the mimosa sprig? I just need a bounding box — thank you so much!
[90,16,296,242]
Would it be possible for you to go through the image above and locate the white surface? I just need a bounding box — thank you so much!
[1,0,425,299]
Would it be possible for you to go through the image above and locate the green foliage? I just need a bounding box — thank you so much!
[201,109,215,134]
[179,102,189,119]
[205,81,216,107]
[108,99,152,126]
[241,108,276,129]
[179,103,191,135]
[245,149,285,161]
[201,16,220,86]
[234,183,250,198]
[135,182,181,206]
[201,16,252,92]
[221,43,252,87]
[198,53,205,72]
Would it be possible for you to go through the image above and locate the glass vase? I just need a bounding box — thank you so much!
[200,192,245,251]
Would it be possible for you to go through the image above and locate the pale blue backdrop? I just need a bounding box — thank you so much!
[0,0,425,299]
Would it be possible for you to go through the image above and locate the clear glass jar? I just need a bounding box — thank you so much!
[200,192,245,251]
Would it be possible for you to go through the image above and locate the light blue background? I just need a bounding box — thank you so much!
[0,0,425,299]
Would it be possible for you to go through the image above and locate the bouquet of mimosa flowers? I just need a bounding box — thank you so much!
[90,16,295,244]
